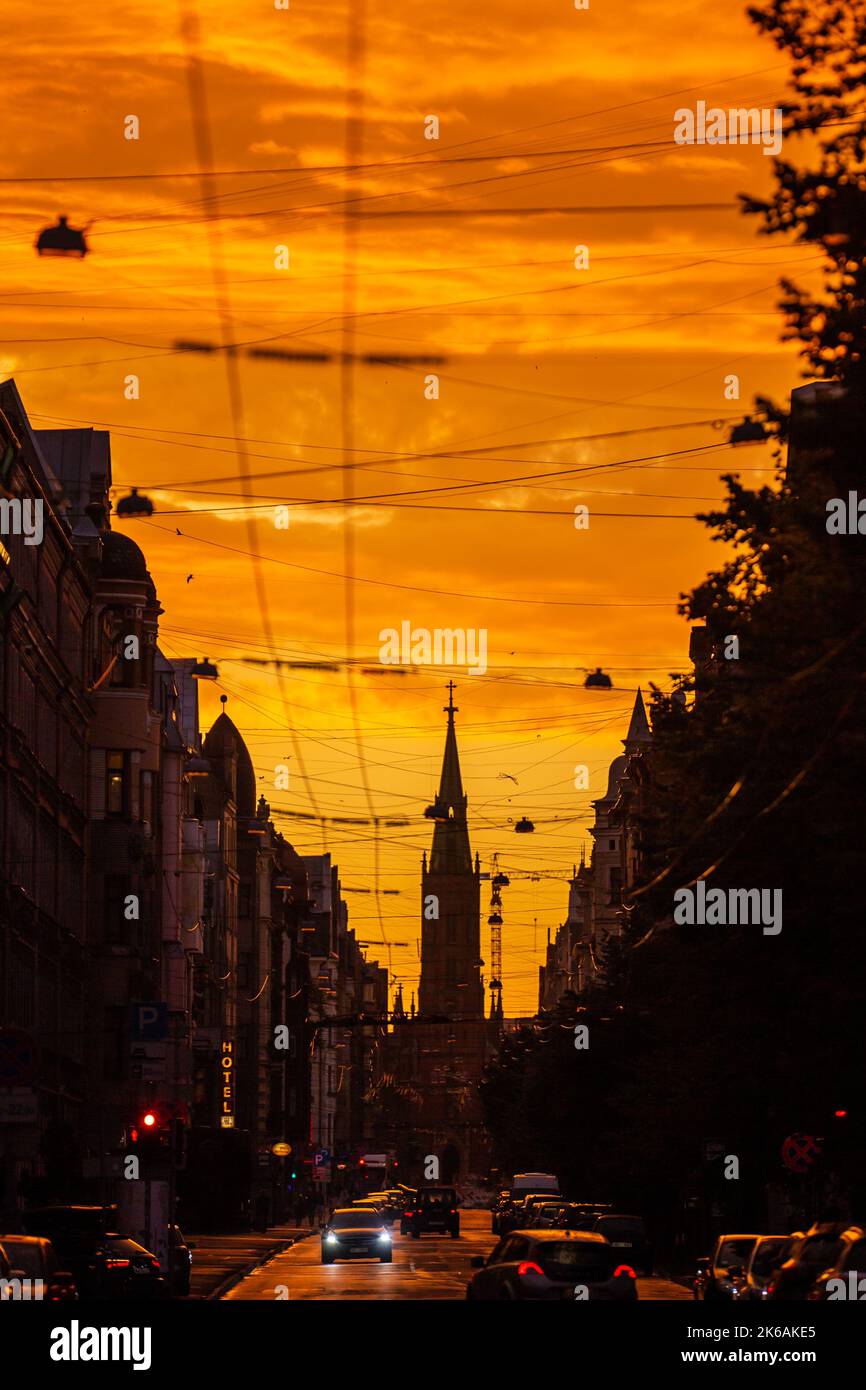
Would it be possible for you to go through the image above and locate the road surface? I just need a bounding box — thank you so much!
[223,1211,692,1300]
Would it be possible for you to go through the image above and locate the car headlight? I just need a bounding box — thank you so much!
[325,1232,339,1244]
[378,1231,391,1243]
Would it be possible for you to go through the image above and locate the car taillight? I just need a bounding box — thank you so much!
[517,1261,544,1278]
[105,1258,131,1270]
[450,1209,457,1214]
[614,1265,636,1279]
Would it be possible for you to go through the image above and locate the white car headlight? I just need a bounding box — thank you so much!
[379,1231,391,1243]
[326,1232,339,1244]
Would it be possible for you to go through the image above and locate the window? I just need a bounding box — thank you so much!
[609,838,616,850]
[106,752,126,816]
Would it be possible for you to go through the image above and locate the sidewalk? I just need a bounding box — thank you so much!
[186,1223,311,1299]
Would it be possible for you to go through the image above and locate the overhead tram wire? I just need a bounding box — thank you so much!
[338,0,388,961]
[175,0,323,834]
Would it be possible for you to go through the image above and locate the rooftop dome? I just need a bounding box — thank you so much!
[101,530,153,585]
[203,711,256,816]
[602,753,628,802]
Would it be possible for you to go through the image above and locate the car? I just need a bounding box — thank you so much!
[807,1226,866,1300]
[693,1234,759,1300]
[405,1187,460,1239]
[467,1229,638,1301]
[590,1215,653,1276]
[507,1194,561,1233]
[321,1208,392,1264]
[499,1192,562,1235]
[168,1225,194,1297]
[532,1202,566,1230]
[0,1235,78,1301]
[21,1209,164,1300]
[365,1193,402,1225]
[767,1223,854,1301]
[730,1235,794,1302]
[490,1192,511,1235]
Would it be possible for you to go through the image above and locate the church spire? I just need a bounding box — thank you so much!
[427,683,473,874]
[623,687,652,753]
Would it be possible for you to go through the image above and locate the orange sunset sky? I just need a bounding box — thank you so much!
[1,1,819,1011]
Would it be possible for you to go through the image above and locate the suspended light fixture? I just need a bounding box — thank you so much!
[115,487,154,518]
[492,873,510,888]
[487,912,503,927]
[190,657,219,681]
[584,667,613,689]
[514,817,535,834]
[35,215,89,258]
[185,756,211,778]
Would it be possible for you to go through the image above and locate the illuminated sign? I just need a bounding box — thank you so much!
[220,1038,235,1128]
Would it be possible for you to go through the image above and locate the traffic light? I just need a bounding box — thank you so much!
[128,1107,170,1163]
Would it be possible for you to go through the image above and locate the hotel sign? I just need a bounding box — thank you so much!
[220,1039,235,1129]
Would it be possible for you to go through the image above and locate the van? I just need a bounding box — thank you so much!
[510,1173,560,1198]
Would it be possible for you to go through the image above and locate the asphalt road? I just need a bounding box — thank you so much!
[223,1211,693,1300]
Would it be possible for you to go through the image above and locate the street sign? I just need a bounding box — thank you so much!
[781,1133,823,1174]
[314,1148,331,1166]
[0,1088,38,1123]
[130,1003,168,1043]
[0,1029,36,1087]
[362,1153,387,1168]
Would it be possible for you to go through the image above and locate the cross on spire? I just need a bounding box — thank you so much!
[444,680,458,718]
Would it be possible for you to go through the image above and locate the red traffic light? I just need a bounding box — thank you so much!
[142,1111,157,1128]
[834,1109,848,1119]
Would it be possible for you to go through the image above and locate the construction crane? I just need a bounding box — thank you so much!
[486,853,506,1020]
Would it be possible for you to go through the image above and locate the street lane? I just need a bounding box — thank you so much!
[223,1211,693,1300]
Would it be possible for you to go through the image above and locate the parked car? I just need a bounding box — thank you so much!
[367,1193,403,1225]
[321,1208,392,1264]
[550,1202,612,1230]
[508,1194,561,1232]
[807,1226,866,1300]
[499,1192,562,1235]
[490,1191,511,1235]
[730,1235,793,1302]
[467,1230,638,1301]
[168,1225,194,1297]
[405,1187,460,1239]
[767,1223,854,1302]
[532,1202,566,1230]
[21,1208,164,1300]
[693,1234,759,1300]
[591,1215,653,1275]
[0,1234,78,1301]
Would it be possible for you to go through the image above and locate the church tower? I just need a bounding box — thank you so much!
[419,683,483,1019]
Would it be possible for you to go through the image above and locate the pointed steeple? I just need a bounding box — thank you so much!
[428,683,473,874]
[623,687,651,753]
